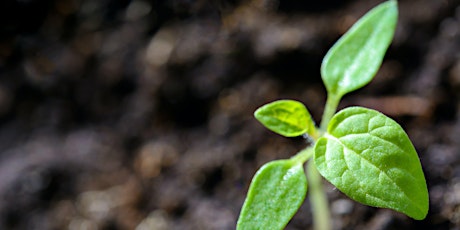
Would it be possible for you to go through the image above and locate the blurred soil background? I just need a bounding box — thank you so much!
[0,0,459,229]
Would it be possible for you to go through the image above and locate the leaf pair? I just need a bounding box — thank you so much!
[251,101,428,222]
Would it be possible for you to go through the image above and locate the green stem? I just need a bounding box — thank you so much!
[293,92,339,230]
[307,161,331,230]
[291,147,314,164]
[319,93,341,131]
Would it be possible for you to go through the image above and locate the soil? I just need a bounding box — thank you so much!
[0,0,459,229]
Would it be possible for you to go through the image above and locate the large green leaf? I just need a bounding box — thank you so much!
[237,160,307,230]
[254,100,315,137]
[314,107,428,220]
[321,0,398,97]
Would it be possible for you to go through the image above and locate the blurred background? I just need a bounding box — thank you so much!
[0,0,459,229]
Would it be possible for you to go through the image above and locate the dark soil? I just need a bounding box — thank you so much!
[0,0,459,229]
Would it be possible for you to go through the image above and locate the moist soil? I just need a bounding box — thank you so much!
[0,0,459,229]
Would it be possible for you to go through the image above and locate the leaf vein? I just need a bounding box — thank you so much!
[325,134,412,205]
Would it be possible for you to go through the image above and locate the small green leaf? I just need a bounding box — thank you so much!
[254,100,315,137]
[321,0,398,97]
[237,160,308,230]
[314,106,429,220]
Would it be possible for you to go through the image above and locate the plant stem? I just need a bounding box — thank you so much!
[295,92,339,230]
[291,147,314,164]
[307,160,331,230]
[319,93,341,131]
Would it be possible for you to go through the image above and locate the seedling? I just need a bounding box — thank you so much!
[237,1,429,230]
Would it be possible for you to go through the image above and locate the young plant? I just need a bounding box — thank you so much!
[237,1,429,230]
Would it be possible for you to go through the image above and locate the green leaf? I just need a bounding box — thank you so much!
[314,106,429,220]
[321,0,398,97]
[237,160,308,230]
[254,100,315,137]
